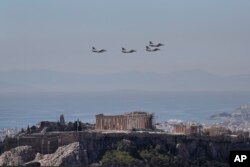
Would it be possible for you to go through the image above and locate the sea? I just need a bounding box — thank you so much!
[0,91,250,129]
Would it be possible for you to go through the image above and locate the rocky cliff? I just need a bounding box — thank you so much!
[0,142,84,167]
[28,142,84,167]
[78,132,249,166]
[1,132,250,166]
[0,146,36,166]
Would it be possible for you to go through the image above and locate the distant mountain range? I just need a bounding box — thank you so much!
[0,69,250,92]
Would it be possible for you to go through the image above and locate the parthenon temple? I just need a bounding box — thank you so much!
[95,111,153,130]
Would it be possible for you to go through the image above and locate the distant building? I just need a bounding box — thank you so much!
[189,124,203,136]
[174,123,186,134]
[60,114,65,125]
[173,123,203,136]
[95,111,153,131]
[204,126,230,136]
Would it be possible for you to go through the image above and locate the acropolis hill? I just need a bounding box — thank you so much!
[1,109,250,166]
[1,131,250,166]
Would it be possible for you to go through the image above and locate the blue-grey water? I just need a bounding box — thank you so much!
[0,91,250,128]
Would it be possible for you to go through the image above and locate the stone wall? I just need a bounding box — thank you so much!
[2,132,78,154]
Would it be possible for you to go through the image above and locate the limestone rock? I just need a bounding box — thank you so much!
[38,142,82,167]
[0,146,36,166]
[34,152,43,161]
[25,161,41,166]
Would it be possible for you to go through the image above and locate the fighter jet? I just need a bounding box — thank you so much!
[146,46,160,52]
[121,47,136,53]
[92,47,107,53]
[149,41,164,47]
[146,46,152,52]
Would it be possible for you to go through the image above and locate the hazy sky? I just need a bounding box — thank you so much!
[1,0,250,75]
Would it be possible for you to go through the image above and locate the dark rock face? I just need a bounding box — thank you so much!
[117,139,136,153]
[0,146,36,166]
[78,132,250,165]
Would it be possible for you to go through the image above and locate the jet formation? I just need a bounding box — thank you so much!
[92,41,164,54]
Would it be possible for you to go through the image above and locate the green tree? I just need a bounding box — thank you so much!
[27,125,30,134]
[74,120,82,131]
